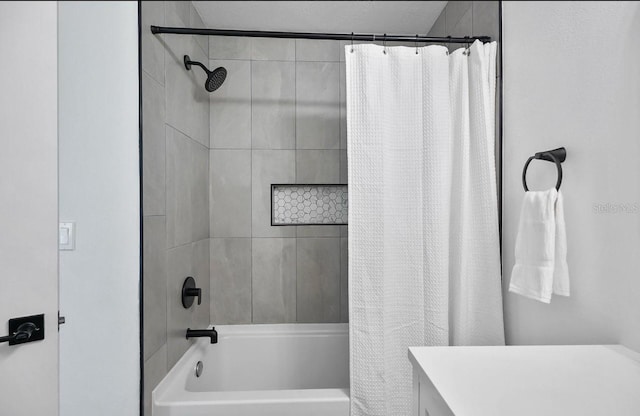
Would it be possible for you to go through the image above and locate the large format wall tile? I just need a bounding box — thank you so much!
[166,126,191,247]
[429,10,446,37]
[251,38,295,61]
[192,238,211,328]
[143,343,167,416]
[252,150,296,237]
[339,150,348,183]
[295,39,340,62]
[296,150,340,183]
[297,226,341,239]
[191,142,210,242]
[340,237,349,322]
[141,1,165,86]
[142,72,166,216]
[209,36,252,60]
[445,0,472,31]
[297,238,341,322]
[449,6,473,39]
[143,216,167,361]
[210,150,251,237]
[166,239,210,368]
[210,238,252,324]
[164,0,189,26]
[165,242,191,368]
[189,3,208,56]
[165,33,210,147]
[339,62,347,149]
[251,61,296,149]
[252,238,296,323]
[166,126,209,248]
[210,59,251,149]
[296,62,340,149]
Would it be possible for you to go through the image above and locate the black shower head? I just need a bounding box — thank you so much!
[183,55,227,92]
[205,67,227,92]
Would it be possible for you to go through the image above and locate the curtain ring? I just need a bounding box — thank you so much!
[464,36,470,56]
[350,32,354,53]
[415,34,419,55]
[383,33,387,54]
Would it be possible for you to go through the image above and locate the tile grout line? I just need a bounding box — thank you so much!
[157,6,169,365]
[338,40,344,322]
[250,49,254,325]
[142,67,165,89]
[166,122,208,151]
[293,41,298,323]
[162,14,170,375]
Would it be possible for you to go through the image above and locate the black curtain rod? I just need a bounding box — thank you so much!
[150,26,490,43]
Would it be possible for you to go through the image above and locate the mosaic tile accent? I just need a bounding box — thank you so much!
[272,185,348,225]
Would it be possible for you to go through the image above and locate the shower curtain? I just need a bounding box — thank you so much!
[346,40,504,416]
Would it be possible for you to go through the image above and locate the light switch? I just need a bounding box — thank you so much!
[59,222,75,250]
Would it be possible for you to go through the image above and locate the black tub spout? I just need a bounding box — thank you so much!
[186,327,218,344]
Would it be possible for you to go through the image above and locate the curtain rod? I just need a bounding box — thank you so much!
[150,26,491,43]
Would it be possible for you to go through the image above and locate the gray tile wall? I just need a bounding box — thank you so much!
[427,1,501,178]
[209,35,348,325]
[141,2,210,415]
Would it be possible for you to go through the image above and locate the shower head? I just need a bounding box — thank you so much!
[183,55,227,92]
[205,67,227,92]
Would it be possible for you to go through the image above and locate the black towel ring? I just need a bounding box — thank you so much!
[522,147,566,191]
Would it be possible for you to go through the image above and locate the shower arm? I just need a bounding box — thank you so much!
[184,57,208,73]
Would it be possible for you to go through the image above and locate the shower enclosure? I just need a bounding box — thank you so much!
[141,1,500,415]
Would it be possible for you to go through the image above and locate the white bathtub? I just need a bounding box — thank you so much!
[152,323,350,416]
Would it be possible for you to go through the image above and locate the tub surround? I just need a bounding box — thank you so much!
[409,345,640,416]
[141,2,211,414]
[208,36,348,325]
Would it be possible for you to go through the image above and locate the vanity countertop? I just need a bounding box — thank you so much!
[408,344,640,416]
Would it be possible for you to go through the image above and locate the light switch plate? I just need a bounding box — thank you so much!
[59,222,75,250]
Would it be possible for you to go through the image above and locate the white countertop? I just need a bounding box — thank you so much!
[408,344,640,416]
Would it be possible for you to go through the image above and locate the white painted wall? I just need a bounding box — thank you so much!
[502,2,640,351]
[58,2,140,415]
[0,2,59,415]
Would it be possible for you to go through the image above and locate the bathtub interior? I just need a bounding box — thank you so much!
[187,325,349,392]
[154,323,349,403]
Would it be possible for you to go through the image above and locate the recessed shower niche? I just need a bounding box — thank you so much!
[271,184,348,225]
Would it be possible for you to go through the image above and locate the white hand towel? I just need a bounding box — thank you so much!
[509,188,570,303]
[552,191,570,296]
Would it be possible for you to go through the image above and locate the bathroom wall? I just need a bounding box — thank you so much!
[502,2,640,352]
[58,2,140,416]
[208,37,348,324]
[141,1,211,413]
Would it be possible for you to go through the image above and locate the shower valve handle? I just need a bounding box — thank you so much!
[185,288,202,305]
[181,277,202,308]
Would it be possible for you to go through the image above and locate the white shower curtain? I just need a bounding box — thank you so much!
[346,41,504,416]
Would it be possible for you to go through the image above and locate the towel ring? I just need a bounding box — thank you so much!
[522,147,566,191]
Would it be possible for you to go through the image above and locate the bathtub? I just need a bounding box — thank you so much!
[152,323,349,416]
